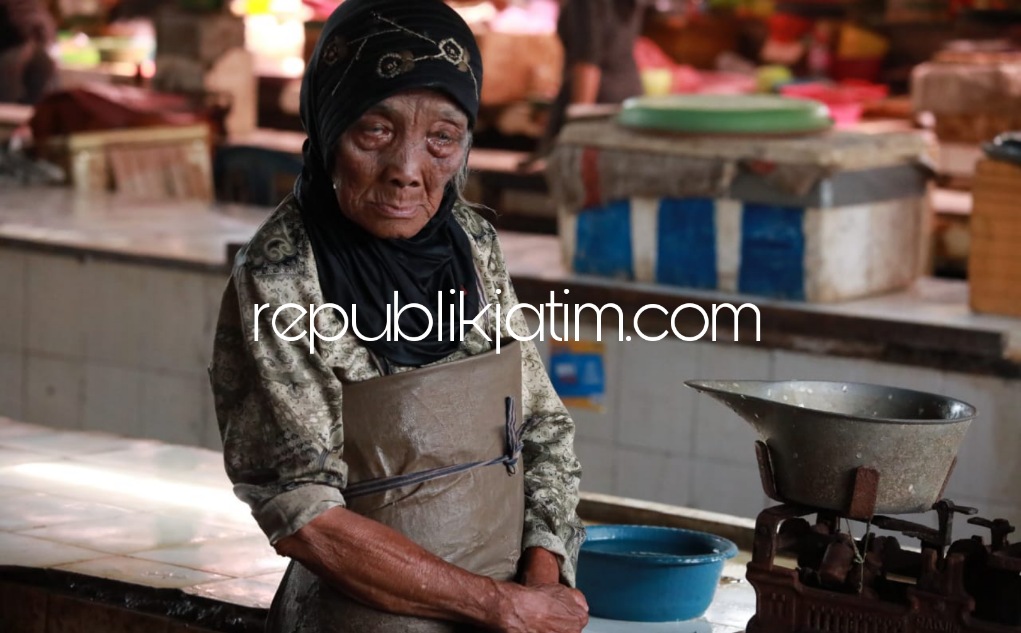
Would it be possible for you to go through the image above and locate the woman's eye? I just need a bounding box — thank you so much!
[431,130,459,146]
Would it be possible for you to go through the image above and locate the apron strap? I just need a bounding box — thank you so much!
[343,396,526,501]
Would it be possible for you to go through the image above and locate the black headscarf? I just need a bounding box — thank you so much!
[294,0,484,368]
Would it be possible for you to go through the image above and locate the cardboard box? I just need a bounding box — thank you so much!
[41,124,212,200]
[969,158,1021,317]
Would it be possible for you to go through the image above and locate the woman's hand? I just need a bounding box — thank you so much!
[499,547,588,632]
[494,582,589,633]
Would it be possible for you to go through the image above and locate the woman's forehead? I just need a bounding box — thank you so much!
[361,89,468,124]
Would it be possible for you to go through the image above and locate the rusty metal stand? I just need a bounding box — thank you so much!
[746,441,1021,633]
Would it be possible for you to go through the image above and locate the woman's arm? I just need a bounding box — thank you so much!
[567,0,607,105]
[275,506,588,632]
[519,546,564,586]
[476,218,586,587]
[569,62,602,105]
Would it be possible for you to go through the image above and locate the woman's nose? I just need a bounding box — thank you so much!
[383,142,425,188]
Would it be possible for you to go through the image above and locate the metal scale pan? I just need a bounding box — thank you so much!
[686,380,976,516]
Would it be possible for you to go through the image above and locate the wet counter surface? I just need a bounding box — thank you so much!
[2,186,1018,374]
[0,418,757,632]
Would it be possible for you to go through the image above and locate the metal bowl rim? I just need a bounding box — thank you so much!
[684,379,977,425]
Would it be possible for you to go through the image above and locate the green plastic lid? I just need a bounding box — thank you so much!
[618,94,833,136]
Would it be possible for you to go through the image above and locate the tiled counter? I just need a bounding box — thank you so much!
[2,186,1021,531]
[0,420,284,607]
[0,419,756,632]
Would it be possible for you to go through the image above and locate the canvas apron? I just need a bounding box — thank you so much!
[267,342,525,633]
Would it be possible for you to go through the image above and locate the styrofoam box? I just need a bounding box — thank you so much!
[558,195,927,303]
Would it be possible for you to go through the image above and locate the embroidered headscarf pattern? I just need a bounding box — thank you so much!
[330,13,478,96]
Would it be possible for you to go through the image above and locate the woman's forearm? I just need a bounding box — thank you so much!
[520,547,562,586]
[569,62,601,104]
[273,506,589,632]
[274,506,503,626]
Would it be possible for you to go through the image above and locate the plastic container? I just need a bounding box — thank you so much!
[576,525,738,622]
[780,81,889,127]
[831,57,884,83]
[618,94,832,135]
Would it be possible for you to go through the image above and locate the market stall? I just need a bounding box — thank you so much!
[548,104,930,302]
[7,0,1021,630]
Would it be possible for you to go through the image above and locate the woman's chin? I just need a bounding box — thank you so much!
[364,216,432,240]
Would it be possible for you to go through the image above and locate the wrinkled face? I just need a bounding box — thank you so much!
[332,89,470,239]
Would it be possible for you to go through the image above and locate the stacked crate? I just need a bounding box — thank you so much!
[41,124,213,199]
[969,158,1021,317]
[153,8,256,137]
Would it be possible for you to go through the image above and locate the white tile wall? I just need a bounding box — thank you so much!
[614,446,672,503]
[574,439,614,495]
[568,403,616,445]
[0,351,24,420]
[205,275,230,322]
[139,268,214,375]
[615,338,700,454]
[7,247,1021,529]
[0,250,26,353]
[689,458,768,520]
[83,261,146,366]
[573,337,1021,525]
[11,251,226,450]
[692,343,771,464]
[660,452,693,508]
[140,371,209,447]
[25,253,87,358]
[25,355,85,430]
[83,363,142,438]
[942,374,1021,508]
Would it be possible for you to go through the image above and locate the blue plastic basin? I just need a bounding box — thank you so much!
[576,525,738,622]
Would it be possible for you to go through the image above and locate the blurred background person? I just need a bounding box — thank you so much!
[0,0,57,104]
[528,0,648,163]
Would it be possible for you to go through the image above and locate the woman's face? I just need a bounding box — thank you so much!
[332,89,469,240]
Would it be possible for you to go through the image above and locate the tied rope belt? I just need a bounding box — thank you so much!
[343,397,524,500]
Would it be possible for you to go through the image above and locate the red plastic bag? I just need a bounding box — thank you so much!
[29,84,214,148]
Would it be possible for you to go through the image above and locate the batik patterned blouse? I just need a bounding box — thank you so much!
[209,196,584,585]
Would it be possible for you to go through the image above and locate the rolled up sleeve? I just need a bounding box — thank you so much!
[485,232,586,587]
[209,263,349,545]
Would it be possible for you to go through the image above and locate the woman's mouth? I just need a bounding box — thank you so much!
[373,202,420,218]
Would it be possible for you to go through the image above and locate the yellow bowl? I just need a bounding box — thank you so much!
[641,69,673,97]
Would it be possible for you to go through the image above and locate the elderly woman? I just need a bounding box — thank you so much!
[209,1,587,632]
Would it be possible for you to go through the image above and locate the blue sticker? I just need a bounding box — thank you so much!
[549,351,605,400]
[656,197,718,289]
[738,203,806,300]
[573,200,633,280]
